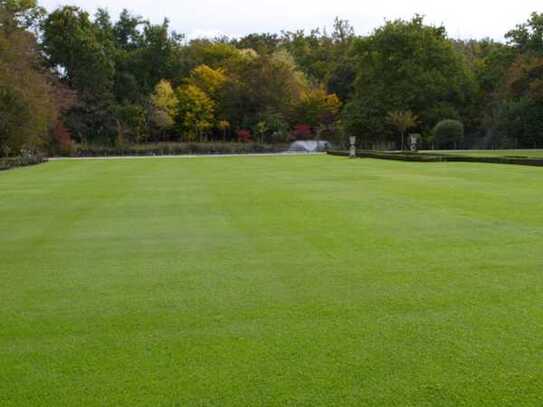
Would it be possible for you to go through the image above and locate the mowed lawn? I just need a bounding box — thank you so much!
[1,156,543,406]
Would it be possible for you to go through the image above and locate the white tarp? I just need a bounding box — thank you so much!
[288,140,331,152]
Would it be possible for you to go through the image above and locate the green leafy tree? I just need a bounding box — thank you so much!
[41,6,119,143]
[344,16,475,146]
[0,87,30,155]
[280,18,356,101]
[488,13,543,148]
[114,103,147,144]
[233,33,280,55]
[113,9,144,50]
[42,6,115,95]
[0,0,45,32]
[185,40,243,70]
[506,12,543,54]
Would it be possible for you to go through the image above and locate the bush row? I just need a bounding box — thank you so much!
[327,151,443,162]
[328,150,543,166]
[439,155,543,166]
[64,142,290,158]
[0,155,47,171]
[358,151,444,162]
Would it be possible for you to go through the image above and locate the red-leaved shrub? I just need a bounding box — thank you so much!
[237,129,252,143]
[52,120,73,154]
[290,123,312,141]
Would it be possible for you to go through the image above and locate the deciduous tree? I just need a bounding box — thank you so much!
[176,84,215,141]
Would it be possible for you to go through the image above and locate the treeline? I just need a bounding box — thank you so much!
[2,0,543,156]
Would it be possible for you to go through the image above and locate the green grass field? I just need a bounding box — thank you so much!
[2,156,543,405]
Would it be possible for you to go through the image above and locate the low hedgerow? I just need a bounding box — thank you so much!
[357,151,444,162]
[0,155,47,171]
[327,151,350,157]
[327,150,444,162]
[328,150,543,166]
[64,142,290,157]
[441,155,543,166]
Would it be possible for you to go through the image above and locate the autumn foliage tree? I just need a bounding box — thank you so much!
[150,80,177,138]
[218,120,230,141]
[8,2,543,151]
[188,65,227,97]
[293,86,341,130]
[0,0,57,156]
[176,84,215,141]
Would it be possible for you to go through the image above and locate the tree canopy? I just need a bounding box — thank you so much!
[3,2,543,155]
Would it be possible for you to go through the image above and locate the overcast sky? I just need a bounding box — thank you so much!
[39,0,542,41]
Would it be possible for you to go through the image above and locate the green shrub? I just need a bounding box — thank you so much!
[432,120,464,149]
[0,155,47,171]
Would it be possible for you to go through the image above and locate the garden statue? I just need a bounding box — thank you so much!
[350,136,357,158]
[409,134,420,152]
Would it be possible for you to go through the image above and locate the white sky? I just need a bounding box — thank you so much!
[39,0,542,41]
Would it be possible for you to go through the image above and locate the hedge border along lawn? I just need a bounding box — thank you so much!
[59,142,290,158]
[1,155,543,406]
[328,151,446,162]
[421,149,543,158]
[0,155,47,171]
[328,150,543,166]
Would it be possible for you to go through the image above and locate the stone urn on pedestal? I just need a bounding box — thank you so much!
[349,136,357,158]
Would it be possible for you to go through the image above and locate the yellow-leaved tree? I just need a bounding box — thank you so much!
[188,65,227,98]
[150,80,178,137]
[218,120,230,141]
[176,84,215,142]
[295,86,342,128]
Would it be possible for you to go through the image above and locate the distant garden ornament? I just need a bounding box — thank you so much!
[409,134,420,152]
[387,111,419,151]
[349,136,357,158]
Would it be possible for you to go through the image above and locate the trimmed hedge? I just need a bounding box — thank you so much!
[358,151,444,162]
[327,151,350,157]
[327,150,444,162]
[438,155,543,166]
[0,155,47,171]
[64,142,289,158]
[328,150,543,167]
